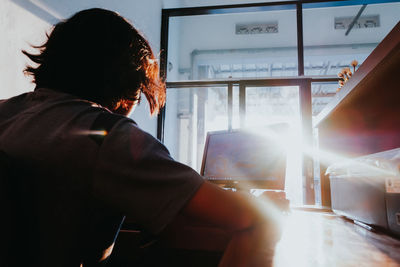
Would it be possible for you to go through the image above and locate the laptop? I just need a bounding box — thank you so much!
[200,128,287,190]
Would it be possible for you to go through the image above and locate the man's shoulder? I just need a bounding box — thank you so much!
[0,92,31,105]
[0,92,34,120]
[89,112,136,146]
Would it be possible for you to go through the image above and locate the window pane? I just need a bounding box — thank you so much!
[303,1,400,76]
[245,86,300,127]
[164,87,228,171]
[311,81,339,204]
[167,5,298,81]
[311,82,339,205]
[245,86,302,205]
[312,82,338,119]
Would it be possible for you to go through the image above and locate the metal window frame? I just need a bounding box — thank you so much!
[158,0,399,205]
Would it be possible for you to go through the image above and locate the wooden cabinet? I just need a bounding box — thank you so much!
[314,22,400,207]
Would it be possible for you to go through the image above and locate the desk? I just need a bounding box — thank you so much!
[273,210,400,267]
[113,210,400,266]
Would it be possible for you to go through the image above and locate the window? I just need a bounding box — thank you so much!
[164,87,229,171]
[161,0,400,205]
[167,4,298,82]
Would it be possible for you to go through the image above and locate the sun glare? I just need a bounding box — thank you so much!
[244,120,304,204]
[242,122,399,204]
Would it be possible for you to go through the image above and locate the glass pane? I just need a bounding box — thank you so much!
[167,5,298,81]
[245,86,302,205]
[164,87,228,172]
[312,82,338,119]
[303,1,400,76]
[312,127,321,205]
[311,81,339,205]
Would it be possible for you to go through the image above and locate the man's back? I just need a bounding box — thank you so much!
[0,88,121,266]
[0,87,206,266]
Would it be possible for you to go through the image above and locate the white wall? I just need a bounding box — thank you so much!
[0,0,50,99]
[0,0,174,137]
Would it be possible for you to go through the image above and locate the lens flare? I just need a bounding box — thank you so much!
[73,130,108,136]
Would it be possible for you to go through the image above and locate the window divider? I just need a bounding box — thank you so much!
[239,83,246,128]
[228,83,233,131]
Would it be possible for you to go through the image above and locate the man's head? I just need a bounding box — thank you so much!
[23,8,165,115]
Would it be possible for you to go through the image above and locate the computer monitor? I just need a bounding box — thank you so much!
[200,128,287,190]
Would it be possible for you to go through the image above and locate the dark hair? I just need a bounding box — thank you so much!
[23,8,165,115]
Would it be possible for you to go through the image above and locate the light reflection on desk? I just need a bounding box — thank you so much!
[273,210,400,267]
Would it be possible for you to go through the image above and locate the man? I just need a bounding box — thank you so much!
[0,8,280,266]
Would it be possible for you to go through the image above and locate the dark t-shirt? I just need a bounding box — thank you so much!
[0,88,204,266]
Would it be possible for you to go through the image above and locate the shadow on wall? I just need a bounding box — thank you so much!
[10,0,165,25]
[11,0,62,24]
[9,0,164,47]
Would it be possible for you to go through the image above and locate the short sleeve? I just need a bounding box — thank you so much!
[92,120,204,234]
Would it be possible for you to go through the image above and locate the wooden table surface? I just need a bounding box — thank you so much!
[115,209,400,266]
[272,210,400,267]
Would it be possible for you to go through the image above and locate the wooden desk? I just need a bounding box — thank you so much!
[113,210,400,266]
[273,210,400,267]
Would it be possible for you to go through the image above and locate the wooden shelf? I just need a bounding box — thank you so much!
[314,22,400,207]
[314,21,400,131]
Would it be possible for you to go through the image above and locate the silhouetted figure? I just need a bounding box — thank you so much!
[0,8,281,267]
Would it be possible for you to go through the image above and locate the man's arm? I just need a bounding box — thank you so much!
[182,181,263,231]
[162,181,282,267]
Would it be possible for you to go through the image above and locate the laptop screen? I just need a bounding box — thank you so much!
[200,129,286,190]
